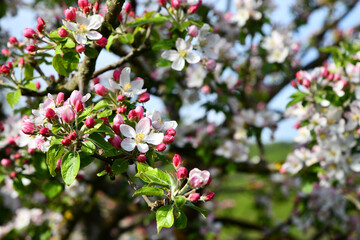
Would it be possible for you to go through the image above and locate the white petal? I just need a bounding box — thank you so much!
[86,31,102,40]
[186,52,200,64]
[132,89,147,96]
[120,124,136,138]
[120,67,131,87]
[176,38,187,51]
[136,118,151,135]
[87,14,103,30]
[76,12,89,25]
[130,79,144,90]
[144,132,164,145]
[161,50,179,61]
[75,33,87,44]
[164,121,178,130]
[137,143,149,153]
[172,57,185,71]
[121,138,136,151]
[109,79,121,90]
[63,20,78,31]
[81,93,91,103]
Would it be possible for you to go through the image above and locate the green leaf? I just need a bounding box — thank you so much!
[174,196,186,208]
[286,91,309,108]
[78,106,93,122]
[174,210,187,229]
[156,205,174,233]
[84,119,104,134]
[127,13,169,28]
[24,81,37,91]
[184,202,208,218]
[81,141,96,155]
[49,29,64,41]
[118,33,134,44]
[24,64,34,81]
[85,46,99,58]
[97,108,113,118]
[7,90,21,108]
[152,39,174,51]
[79,152,95,169]
[93,99,112,111]
[88,133,113,150]
[111,158,129,175]
[64,38,76,48]
[136,163,171,187]
[46,145,64,177]
[52,52,79,77]
[156,58,172,67]
[52,54,68,77]
[61,151,80,186]
[301,181,314,194]
[41,181,64,199]
[133,186,164,197]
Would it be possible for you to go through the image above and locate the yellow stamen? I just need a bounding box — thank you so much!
[136,133,145,142]
[352,114,359,120]
[79,24,87,33]
[124,82,131,91]
[347,157,353,163]
[178,50,187,57]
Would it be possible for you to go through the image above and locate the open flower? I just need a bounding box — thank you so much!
[196,24,220,60]
[120,118,164,153]
[62,11,103,44]
[189,168,211,188]
[109,67,147,98]
[161,38,200,71]
[146,110,177,132]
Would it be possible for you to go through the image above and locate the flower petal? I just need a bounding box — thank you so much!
[63,20,78,31]
[75,33,87,44]
[131,79,144,90]
[172,57,185,71]
[121,138,136,151]
[136,118,151,135]
[81,93,91,103]
[186,52,200,64]
[87,14,103,30]
[176,38,187,51]
[137,143,149,153]
[86,31,102,40]
[163,121,178,130]
[161,50,179,61]
[76,12,89,25]
[144,132,164,145]
[120,67,131,87]
[109,79,121,90]
[120,124,136,138]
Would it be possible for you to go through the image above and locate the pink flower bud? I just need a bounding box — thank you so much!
[46,108,56,120]
[128,110,137,121]
[334,73,341,81]
[13,153,21,159]
[35,81,41,90]
[302,79,310,88]
[36,23,44,32]
[177,167,188,179]
[100,117,109,125]
[28,148,36,154]
[74,101,84,113]
[171,0,180,9]
[18,58,25,68]
[10,171,17,178]
[290,80,297,88]
[189,168,211,188]
[327,73,334,81]
[201,192,215,201]
[158,0,166,5]
[57,92,65,105]
[76,45,86,53]
[56,158,62,171]
[61,105,75,123]
[22,121,36,135]
[58,28,68,37]
[293,122,301,129]
[189,193,200,202]
[117,106,127,114]
[118,13,123,22]
[113,114,124,125]
[40,127,50,137]
[7,61,12,69]
[188,5,198,14]
[64,7,77,21]
[94,84,108,96]
[96,37,107,47]
[83,6,90,14]
[61,138,71,146]
[9,36,18,45]
[0,65,10,74]
[23,28,36,39]
[117,94,125,101]
[109,135,122,149]
[166,128,176,136]
[69,132,78,140]
[85,117,95,128]
[163,134,174,144]
[173,154,182,168]
[113,69,121,82]
[78,0,88,9]
[156,142,166,151]
[124,2,132,13]
[189,25,198,37]
[26,45,37,53]
[93,77,100,84]
[1,158,11,167]
[137,154,147,162]
[138,92,150,103]
[37,17,45,26]
[94,1,99,12]
[1,48,10,56]
[135,106,144,119]
[205,59,216,72]
[321,67,329,77]
[112,124,121,134]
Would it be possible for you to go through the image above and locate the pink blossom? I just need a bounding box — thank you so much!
[61,105,75,123]
[23,28,36,39]
[94,84,108,96]
[189,168,211,188]
[22,120,36,135]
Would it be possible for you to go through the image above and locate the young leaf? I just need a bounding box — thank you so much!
[174,210,187,229]
[7,90,21,108]
[81,141,96,155]
[46,145,64,177]
[133,186,164,197]
[136,163,171,187]
[61,151,80,186]
[88,133,113,150]
[156,205,174,233]
[41,181,64,199]
[174,196,186,208]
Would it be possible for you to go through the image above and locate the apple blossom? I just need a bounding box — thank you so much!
[189,168,211,188]
[109,67,147,98]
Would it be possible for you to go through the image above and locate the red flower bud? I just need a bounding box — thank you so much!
[26,45,37,53]
[74,101,84,113]
[203,192,215,201]
[23,28,36,39]
[1,48,10,56]
[78,0,88,9]
[93,77,100,84]
[57,92,65,105]
[137,154,147,162]
[177,167,188,179]
[64,7,76,21]
[8,36,18,45]
[35,81,41,90]
[76,45,86,53]
[124,2,132,13]
[96,37,107,47]
[37,17,45,26]
[58,28,68,37]
[163,134,174,144]
[171,0,180,9]
[61,138,71,146]
[156,142,166,151]
[158,0,166,6]
[189,193,200,202]
[10,171,17,178]
[138,92,150,103]
[46,108,56,120]
[113,69,121,82]
[1,158,11,167]
[69,132,78,140]
[166,128,176,136]
[36,23,44,32]
[117,106,127,114]
[118,13,123,22]
[56,158,62,171]
[18,58,25,68]
[85,117,95,128]
[188,25,199,37]
[172,154,182,168]
[108,135,122,149]
[117,94,125,101]
[0,65,10,74]
[94,84,108,96]
[128,110,137,121]
[94,1,99,12]
[40,127,50,137]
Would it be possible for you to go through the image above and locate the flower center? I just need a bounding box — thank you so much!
[178,50,187,58]
[136,133,145,142]
[124,83,132,91]
[352,114,359,120]
[79,24,87,33]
